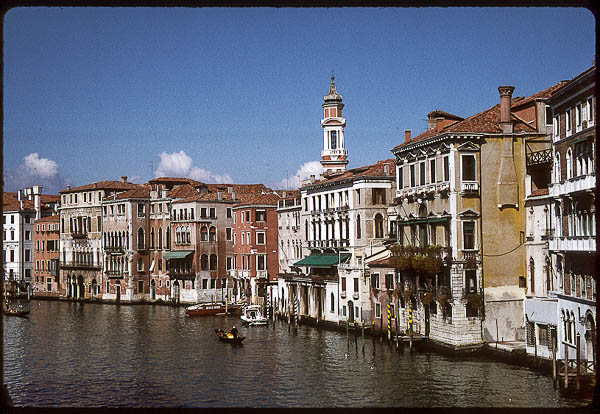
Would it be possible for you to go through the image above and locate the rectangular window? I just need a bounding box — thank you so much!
[371,273,380,289]
[430,159,436,183]
[245,211,250,222]
[25,230,31,240]
[137,204,145,218]
[343,305,347,317]
[341,277,346,292]
[202,279,208,289]
[257,255,266,271]
[256,210,266,222]
[256,232,265,245]
[226,256,233,270]
[566,108,572,134]
[241,233,245,245]
[210,278,216,289]
[138,280,144,293]
[385,273,394,290]
[588,97,594,124]
[355,189,360,205]
[375,303,381,318]
[25,249,31,262]
[233,211,236,224]
[398,165,404,189]
[462,154,476,181]
[410,164,416,187]
[209,208,216,219]
[372,188,386,205]
[246,231,250,245]
[545,105,553,126]
[226,208,232,218]
[353,277,359,293]
[419,162,426,185]
[554,115,560,140]
[463,221,475,249]
[226,228,232,241]
[443,156,450,181]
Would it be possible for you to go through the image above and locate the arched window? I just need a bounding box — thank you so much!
[374,213,384,239]
[566,148,573,179]
[562,310,567,341]
[555,203,562,237]
[210,254,217,271]
[186,226,191,244]
[150,227,155,249]
[554,152,561,183]
[330,292,335,313]
[175,226,181,244]
[137,257,144,271]
[201,226,208,242]
[201,254,209,271]
[356,215,362,239]
[166,227,171,249]
[137,228,145,250]
[158,227,163,249]
[209,226,217,242]
[418,203,427,217]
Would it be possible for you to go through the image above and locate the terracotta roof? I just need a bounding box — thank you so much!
[392,81,569,153]
[275,189,301,199]
[173,191,255,204]
[148,177,205,187]
[40,194,60,204]
[114,186,151,200]
[205,183,270,194]
[60,180,140,194]
[367,258,394,268]
[530,188,549,197]
[305,159,396,187]
[2,193,34,211]
[233,192,281,207]
[169,184,200,199]
[427,109,463,120]
[35,214,59,222]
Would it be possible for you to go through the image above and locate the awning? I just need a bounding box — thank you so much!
[427,217,450,223]
[294,253,351,268]
[164,250,194,260]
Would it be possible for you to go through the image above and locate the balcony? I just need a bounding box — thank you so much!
[459,250,480,261]
[61,261,101,270]
[396,189,407,199]
[352,292,359,300]
[70,231,88,239]
[256,270,268,279]
[526,148,552,167]
[549,236,596,252]
[229,270,237,277]
[460,181,479,195]
[105,270,127,279]
[549,174,595,198]
[321,149,348,157]
[340,290,347,299]
[104,246,125,254]
[168,267,196,280]
[240,270,250,278]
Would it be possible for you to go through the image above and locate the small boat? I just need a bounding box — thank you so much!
[215,329,245,344]
[185,302,241,316]
[3,308,30,317]
[240,305,268,326]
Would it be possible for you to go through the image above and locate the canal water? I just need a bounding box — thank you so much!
[3,300,592,408]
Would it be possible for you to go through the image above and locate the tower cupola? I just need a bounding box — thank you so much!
[320,75,348,175]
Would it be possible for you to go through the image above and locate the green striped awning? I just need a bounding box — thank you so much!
[294,253,351,268]
[164,250,194,259]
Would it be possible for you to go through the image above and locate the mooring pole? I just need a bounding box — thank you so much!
[576,334,581,391]
[362,320,365,353]
[409,301,413,350]
[346,318,349,345]
[564,342,569,389]
[552,331,557,386]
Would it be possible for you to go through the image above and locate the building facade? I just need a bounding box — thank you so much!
[33,214,60,296]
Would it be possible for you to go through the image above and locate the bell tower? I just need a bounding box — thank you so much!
[321,74,348,175]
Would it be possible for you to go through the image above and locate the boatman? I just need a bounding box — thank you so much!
[231,326,238,339]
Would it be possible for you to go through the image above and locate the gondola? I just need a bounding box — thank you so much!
[214,329,245,344]
[3,308,30,317]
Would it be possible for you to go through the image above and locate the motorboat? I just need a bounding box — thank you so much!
[3,307,30,317]
[240,305,268,326]
[185,302,241,316]
[215,328,245,344]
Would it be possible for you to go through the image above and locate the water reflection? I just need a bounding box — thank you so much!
[3,301,591,407]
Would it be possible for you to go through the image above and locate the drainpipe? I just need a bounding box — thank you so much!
[478,137,486,342]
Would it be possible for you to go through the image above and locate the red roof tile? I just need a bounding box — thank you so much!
[35,214,59,222]
[233,192,281,207]
[529,188,549,197]
[60,180,140,194]
[114,186,151,200]
[305,159,396,187]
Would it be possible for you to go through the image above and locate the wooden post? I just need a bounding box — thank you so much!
[564,342,569,389]
[576,334,581,391]
[362,320,365,353]
[552,331,557,385]
[534,331,538,366]
[346,318,349,344]
[409,301,413,350]
[395,300,400,350]
[496,319,499,349]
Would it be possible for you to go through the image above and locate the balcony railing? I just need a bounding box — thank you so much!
[352,292,359,300]
[105,270,127,279]
[104,246,125,254]
[549,174,595,198]
[461,181,479,194]
[549,236,596,252]
[61,261,101,270]
[70,231,88,239]
[459,250,480,261]
[340,290,347,299]
[168,267,196,280]
[256,270,268,279]
[526,148,552,166]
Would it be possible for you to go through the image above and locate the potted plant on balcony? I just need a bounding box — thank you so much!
[421,289,435,306]
[465,292,483,310]
[465,257,476,270]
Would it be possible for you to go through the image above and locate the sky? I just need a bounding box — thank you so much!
[3,7,596,194]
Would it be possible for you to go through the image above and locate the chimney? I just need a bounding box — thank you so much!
[384,164,390,176]
[404,130,411,142]
[162,189,169,198]
[121,176,128,183]
[227,186,233,193]
[436,117,444,132]
[32,185,42,219]
[498,86,515,134]
[17,190,22,201]
[232,192,236,201]
[310,174,316,184]
[66,185,71,191]
[217,191,223,201]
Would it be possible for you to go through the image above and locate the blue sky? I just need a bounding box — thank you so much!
[3,7,595,194]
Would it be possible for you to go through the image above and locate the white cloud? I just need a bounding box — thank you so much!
[155,150,233,184]
[4,153,65,194]
[277,161,323,189]
[23,153,59,178]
